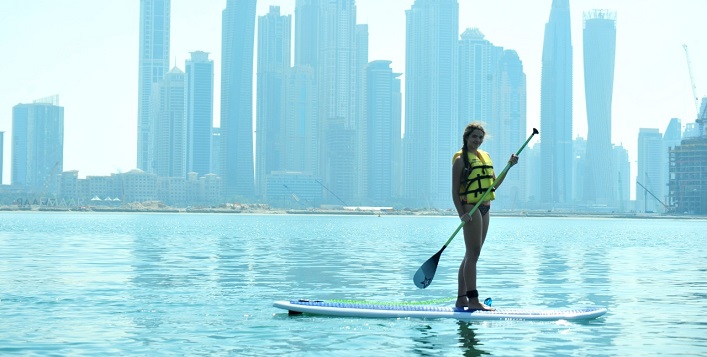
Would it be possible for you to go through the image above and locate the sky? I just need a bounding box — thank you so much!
[1,0,706,188]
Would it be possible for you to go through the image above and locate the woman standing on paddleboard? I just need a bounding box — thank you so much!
[452,122,518,311]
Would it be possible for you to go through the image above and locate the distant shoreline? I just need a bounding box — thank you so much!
[1,205,705,220]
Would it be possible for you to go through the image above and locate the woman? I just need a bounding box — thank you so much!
[452,122,518,310]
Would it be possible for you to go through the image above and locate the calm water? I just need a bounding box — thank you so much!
[1,212,706,356]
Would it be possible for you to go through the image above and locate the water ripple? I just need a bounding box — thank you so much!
[1,213,706,355]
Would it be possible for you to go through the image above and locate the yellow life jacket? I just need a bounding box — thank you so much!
[453,149,495,203]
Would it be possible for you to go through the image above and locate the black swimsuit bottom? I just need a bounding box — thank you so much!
[478,205,490,216]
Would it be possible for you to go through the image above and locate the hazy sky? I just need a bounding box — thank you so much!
[1,0,706,186]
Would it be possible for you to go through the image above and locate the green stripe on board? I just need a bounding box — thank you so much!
[329,297,455,306]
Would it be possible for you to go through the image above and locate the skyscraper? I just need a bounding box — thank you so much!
[256,6,291,198]
[493,50,528,207]
[11,98,64,192]
[211,128,221,176]
[221,0,257,200]
[662,118,683,204]
[540,0,573,205]
[185,51,214,178]
[458,28,528,207]
[137,0,170,172]
[355,24,369,201]
[285,0,321,185]
[458,28,501,132]
[318,0,359,204]
[294,0,319,70]
[572,137,587,203]
[668,122,707,214]
[404,0,459,208]
[582,10,616,204]
[637,128,664,212]
[153,67,186,178]
[664,118,683,147]
[613,144,630,210]
[365,60,402,204]
[283,67,318,176]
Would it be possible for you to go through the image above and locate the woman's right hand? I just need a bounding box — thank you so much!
[460,212,472,222]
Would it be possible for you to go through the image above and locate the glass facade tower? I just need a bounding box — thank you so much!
[11,101,64,192]
[637,128,664,212]
[153,67,186,178]
[185,51,214,178]
[582,10,616,204]
[137,0,170,172]
[365,60,402,204]
[317,0,360,205]
[256,6,291,198]
[220,0,257,199]
[540,0,573,205]
[404,0,459,208]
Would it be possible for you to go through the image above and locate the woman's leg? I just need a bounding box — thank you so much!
[457,207,477,307]
[456,205,494,310]
[480,207,491,245]
[456,257,468,307]
[456,207,490,310]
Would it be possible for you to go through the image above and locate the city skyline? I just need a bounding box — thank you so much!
[1,0,706,196]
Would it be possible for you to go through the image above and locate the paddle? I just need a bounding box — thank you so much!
[413,128,539,289]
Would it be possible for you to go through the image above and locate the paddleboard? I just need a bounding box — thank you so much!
[274,299,607,321]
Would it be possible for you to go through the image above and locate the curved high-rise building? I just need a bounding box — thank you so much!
[540,0,573,205]
[583,10,616,204]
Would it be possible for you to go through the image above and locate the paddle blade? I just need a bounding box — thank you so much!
[413,248,445,289]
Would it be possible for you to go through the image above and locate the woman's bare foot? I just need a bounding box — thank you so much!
[466,300,495,311]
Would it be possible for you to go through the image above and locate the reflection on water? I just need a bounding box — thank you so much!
[458,321,489,356]
[1,213,706,356]
[411,324,438,356]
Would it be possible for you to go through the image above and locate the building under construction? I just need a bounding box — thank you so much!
[668,100,707,215]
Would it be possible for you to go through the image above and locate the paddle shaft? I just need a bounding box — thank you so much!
[441,128,539,248]
[412,128,539,289]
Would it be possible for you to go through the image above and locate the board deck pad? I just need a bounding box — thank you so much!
[274,299,607,321]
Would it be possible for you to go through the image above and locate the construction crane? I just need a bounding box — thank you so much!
[683,44,700,118]
[636,180,670,213]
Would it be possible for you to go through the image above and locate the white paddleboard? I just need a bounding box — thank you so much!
[274,299,607,321]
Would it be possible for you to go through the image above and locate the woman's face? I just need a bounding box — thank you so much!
[466,129,485,150]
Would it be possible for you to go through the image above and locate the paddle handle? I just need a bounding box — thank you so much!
[442,128,539,247]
